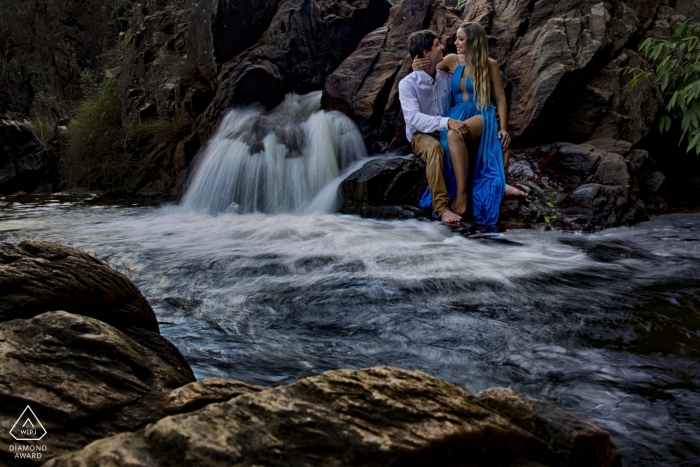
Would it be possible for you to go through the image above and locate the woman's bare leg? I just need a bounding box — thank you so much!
[447,129,469,216]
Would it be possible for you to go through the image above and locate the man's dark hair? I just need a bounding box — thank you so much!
[408,30,438,59]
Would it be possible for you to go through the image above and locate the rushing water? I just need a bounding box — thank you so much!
[1,195,699,466]
[182,92,366,214]
[2,93,700,465]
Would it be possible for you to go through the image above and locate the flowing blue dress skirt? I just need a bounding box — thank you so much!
[419,66,505,225]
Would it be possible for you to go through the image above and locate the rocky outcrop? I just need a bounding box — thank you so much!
[48,367,621,467]
[197,0,392,137]
[0,115,56,194]
[163,378,264,415]
[340,138,667,231]
[340,155,431,219]
[0,311,195,465]
[0,240,159,333]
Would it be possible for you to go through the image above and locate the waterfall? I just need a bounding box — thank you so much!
[181,91,367,214]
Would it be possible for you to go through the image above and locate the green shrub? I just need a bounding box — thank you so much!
[62,73,127,185]
[133,111,193,146]
[631,21,700,154]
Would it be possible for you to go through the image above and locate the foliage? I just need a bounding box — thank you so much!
[630,21,700,155]
[29,91,68,144]
[133,111,193,146]
[62,72,127,185]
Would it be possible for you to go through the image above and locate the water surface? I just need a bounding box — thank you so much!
[1,195,699,466]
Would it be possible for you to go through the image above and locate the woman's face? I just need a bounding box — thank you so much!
[455,28,467,55]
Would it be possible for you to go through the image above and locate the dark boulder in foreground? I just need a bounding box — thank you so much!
[0,115,56,195]
[341,138,667,231]
[47,367,620,467]
[0,311,195,465]
[0,240,159,333]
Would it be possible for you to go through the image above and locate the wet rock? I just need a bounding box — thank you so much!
[322,0,460,152]
[0,115,56,194]
[163,378,265,415]
[0,240,159,333]
[0,311,195,465]
[49,367,558,466]
[340,155,431,219]
[199,0,392,135]
[476,388,622,467]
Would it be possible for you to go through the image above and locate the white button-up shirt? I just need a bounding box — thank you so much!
[398,69,451,142]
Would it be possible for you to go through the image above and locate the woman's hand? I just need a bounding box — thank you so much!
[498,130,510,148]
[412,56,430,71]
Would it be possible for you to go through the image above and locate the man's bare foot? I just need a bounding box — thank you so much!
[451,194,468,216]
[440,210,461,225]
[505,184,528,199]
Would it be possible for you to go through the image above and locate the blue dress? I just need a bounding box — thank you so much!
[419,61,506,225]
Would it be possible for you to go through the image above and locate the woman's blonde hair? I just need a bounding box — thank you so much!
[460,22,491,110]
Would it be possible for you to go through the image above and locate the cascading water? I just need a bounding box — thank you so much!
[181,91,367,214]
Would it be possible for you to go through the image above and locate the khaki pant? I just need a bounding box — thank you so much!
[412,132,450,218]
[412,131,511,217]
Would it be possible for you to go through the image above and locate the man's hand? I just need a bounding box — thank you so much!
[412,56,430,71]
[448,118,470,141]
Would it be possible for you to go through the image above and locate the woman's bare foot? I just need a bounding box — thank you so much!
[451,194,468,216]
[440,210,461,225]
[505,184,528,199]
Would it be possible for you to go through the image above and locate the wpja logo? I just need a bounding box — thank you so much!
[7,406,48,460]
[9,406,46,441]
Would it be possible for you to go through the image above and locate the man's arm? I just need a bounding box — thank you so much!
[398,77,448,136]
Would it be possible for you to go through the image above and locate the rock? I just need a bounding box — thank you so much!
[187,0,283,82]
[163,378,265,415]
[0,240,159,333]
[340,155,431,218]
[199,0,392,137]
[322,0,460,152]
[0,115,56,194]
[500,0,664,145]
[476,387,622,467]
[0,311,195,465]
[49,367,560,466]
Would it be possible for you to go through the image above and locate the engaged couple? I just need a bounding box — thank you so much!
[398,22,527,226]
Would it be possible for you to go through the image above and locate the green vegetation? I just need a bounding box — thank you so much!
[29,91,68,144]
[133,111,193,146]
[62,70,128,185]
[631,21,700,155]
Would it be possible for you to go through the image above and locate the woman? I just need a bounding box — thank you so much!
[415,22,510,225]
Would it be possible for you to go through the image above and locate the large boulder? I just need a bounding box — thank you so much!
[0,115,56,194]
[0,311,195,465]
[47,367,622,467]
[163,378,264,415]
[0,240,159,333]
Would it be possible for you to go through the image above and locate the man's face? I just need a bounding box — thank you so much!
[424,37,445,64]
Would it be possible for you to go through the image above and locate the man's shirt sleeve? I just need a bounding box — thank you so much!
[399,78,449,137]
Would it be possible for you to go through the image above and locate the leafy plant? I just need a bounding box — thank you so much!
[630,21,700,154]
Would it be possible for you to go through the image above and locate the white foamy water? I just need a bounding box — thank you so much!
[181,91,367,214]
[1,196,700,466]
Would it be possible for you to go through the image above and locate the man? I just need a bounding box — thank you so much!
[398,30,465,225]
[398,30,526,225]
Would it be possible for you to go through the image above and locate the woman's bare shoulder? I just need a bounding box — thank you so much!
[438,54,458,72]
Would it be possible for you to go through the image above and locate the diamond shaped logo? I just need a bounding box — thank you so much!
[9,406,46,441]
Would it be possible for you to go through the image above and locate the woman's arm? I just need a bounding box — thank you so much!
[411,54,456,73]
[488,58,510,148]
